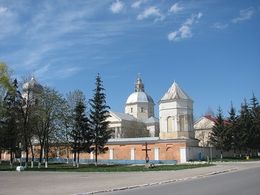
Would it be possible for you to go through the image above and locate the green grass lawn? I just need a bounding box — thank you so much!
[0,161,214,172]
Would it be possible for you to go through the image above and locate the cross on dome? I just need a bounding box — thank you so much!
[135,74,145,92]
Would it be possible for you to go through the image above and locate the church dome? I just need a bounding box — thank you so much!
[23,77,43,93]
[126,76,154,104]
[126,91,154,104]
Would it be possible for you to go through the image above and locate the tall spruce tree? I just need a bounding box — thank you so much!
[2,79,23,167]
[70,100,92,167]
[89,74,111,166]
[238,99,253,155]
[227,103,241,157]
[209,107,227,160]
[249,94,260,155]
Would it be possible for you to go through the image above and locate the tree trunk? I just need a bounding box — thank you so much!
[30,144,34,168]
[24,148,29,168]
[77,150,80,168]
[38,144,43,168]
[66,146,69,164]
[0,149,2,164]
[73,151,76,167]
[10,151,13,169]
[45,138,49,168]
[95,144,98,166]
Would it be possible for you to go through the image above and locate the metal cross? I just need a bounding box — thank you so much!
[142,142,151,163]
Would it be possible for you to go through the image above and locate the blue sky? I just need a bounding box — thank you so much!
[0,0,259,118]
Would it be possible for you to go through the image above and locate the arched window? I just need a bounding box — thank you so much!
[167,116,174,132]
[179,115,185,131]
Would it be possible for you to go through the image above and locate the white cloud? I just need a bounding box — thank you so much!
[56,67,81,79]
[212,22,228,30]
[34,64,81,80]
[131,0,146,9]
[137,6,164,21]
[168,13,202,42]
[184,12,203,25]
[110,0,124,14]
[168,25,192,41]
[232,7,254,23]
[0,6,20,40]
[34,64,51,78]
[0,6,8,15]
[169,3,183,14]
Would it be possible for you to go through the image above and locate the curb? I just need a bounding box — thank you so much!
[77,168,237,195]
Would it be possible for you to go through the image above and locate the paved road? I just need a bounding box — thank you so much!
[0,162,260,195]
[105,166,260,195]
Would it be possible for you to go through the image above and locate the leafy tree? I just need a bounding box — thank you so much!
[0,63,13,92]
[89,74,111,166]
[209,107,228,160]
[33,87,66,168]
[0,63,13,163]
[20,77,41,168]
[63,90,86,163]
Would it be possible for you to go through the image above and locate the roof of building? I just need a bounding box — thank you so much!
[145,116,159,124]
[22,77,43,92]
[161,82,192,101]
[126,92,154,104]
[110,111,137,121]
[194,115,230,128]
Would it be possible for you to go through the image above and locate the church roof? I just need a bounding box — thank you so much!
[126,76,154,104]
[126,92,154,104]
[110,111,137,121]
[23,77,43,92]
[160,82,192,102]
[145,116,159,124]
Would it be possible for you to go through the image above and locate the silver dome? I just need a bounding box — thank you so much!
[126,92,154,104]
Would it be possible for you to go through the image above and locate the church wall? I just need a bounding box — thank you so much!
[121,120,149,138]
[159,99,194,139]
[125,102,153,121]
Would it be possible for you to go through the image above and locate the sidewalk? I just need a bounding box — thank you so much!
[0,161,260,195]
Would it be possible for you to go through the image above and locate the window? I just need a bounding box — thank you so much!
[167,117,173,132]
[141,107,144,112]
[131,107,133,113]
[179,115,185,131]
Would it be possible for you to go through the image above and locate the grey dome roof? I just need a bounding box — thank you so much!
[126,75,154,104]
[126,92,154,104]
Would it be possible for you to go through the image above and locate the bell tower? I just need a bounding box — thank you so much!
[159,82,194,139]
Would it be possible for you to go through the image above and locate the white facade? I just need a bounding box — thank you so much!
[125,77,154,121]
[194,115,216,147]
[159,82,194,139]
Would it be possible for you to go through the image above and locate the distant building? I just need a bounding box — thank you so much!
[194,115,230,147]
[194,115,216,147]
[107,76,159,138]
